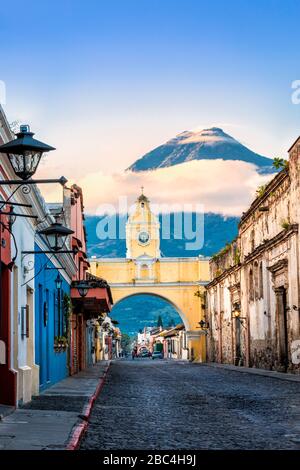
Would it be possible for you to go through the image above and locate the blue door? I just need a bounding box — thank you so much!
[38,284,45,387]
[45,289,50,383]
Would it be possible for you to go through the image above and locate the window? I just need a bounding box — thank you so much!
[54,285,65,338]
[21,305,29,338]
[140,264,149,279]
[250,230,255,252]
[44,289,49,326]
[54,292,58,338]
[249,267,254,301]
[38,283,43,327]
[61,289,67,336]
[219,284,224,312]
[259,261,264,298]
[254,261,259,300]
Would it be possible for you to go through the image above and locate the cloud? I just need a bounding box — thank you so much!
[50,159,272,216]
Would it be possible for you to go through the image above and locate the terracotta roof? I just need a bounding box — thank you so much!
[159,324,184,337]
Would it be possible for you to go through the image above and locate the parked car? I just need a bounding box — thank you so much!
[152,351,163,360]
[141,350,149,358]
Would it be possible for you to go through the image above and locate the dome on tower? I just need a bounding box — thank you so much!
[137,193,149,203]
[137,187,149,203]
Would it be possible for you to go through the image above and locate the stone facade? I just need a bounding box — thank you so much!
[206,137,300,373]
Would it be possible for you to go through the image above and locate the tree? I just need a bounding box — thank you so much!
[273,157,288,170]
[256,184,267,197]
[157,315,163,328]
[121,333,132,355]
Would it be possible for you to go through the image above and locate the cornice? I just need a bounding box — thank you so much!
[206,264,240,288]
[243,224,298,264]
[239,169,289,227]
[108,281,207,288]
[206,224,298,289]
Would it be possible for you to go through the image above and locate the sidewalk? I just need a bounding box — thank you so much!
[198,362,300,382]
[0,361,110,450]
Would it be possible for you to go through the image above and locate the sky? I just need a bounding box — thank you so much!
[1,0,300,213]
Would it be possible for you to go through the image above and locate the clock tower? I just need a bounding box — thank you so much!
[126,190,160,260]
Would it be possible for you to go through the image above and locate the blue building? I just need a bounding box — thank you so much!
[34,242,73,391]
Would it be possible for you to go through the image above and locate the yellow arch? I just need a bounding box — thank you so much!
[89,257,210,361]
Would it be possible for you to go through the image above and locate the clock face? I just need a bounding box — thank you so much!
[138,231,150,245]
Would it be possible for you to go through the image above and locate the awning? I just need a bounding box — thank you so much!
[71,274,113,317]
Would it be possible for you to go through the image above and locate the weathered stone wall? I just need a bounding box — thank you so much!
[206,137,300,374]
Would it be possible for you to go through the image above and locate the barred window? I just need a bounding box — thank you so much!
[259,261,264,298]
[254,261,259,300]
[249,267,254,301]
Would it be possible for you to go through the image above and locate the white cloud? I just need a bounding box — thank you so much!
[52,159,272,216]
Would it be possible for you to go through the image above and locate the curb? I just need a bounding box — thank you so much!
[66,362,111,450]
[0,406,15,421]
[198,362,300,383]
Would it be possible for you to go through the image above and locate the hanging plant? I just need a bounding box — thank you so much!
[234,249,241,265]
[54,335,68,351]
[63,293,72,320]
[63,293,72,336]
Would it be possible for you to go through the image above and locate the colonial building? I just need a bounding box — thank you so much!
[67,185,113,373]
[0,107,70,405]
[95,316,122,361]
[0,102,114,407]
[159,324,188,360]
[206,137,300,373]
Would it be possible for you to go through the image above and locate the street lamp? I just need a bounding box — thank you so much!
[198,319,209,330]
[76,281,89,297]
[232,302,241,318]
[55,274,62,290]
[0,124,55,181]
[0,124,67,348]
[38,222,74,252]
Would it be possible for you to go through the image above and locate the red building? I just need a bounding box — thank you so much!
[0,147,17,406]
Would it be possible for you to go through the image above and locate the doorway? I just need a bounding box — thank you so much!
[234,317,242,366]
[276,286,288,370]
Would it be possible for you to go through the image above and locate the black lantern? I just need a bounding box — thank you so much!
[76,281,89,297]
[55,274,62,290]
[232,302,241,318]
[0,125,55,180]
[38,222,74,252]
[198,319,209,330]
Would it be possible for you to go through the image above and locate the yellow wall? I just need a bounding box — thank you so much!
[90,258,209,286]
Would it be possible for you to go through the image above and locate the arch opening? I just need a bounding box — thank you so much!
[110,292,187,338]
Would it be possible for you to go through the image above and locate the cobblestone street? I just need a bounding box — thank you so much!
[80,359,300,450]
